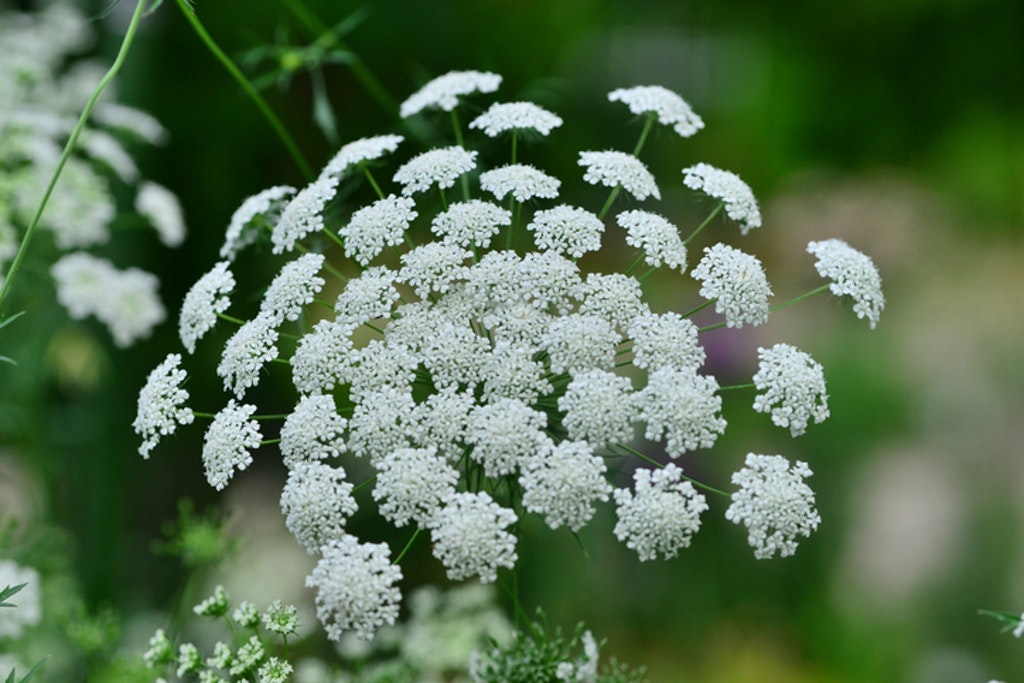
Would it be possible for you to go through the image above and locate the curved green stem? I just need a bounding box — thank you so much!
[771,283,833,312]
[632,113,656,157]
[597,185,622,221]
[393,527,422,564]
[174,0,314,180]
[362,164,385,199]
[0,0,149,316]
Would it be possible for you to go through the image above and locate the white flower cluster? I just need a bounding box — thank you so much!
[1,1,183,345]
[135,70,884,642]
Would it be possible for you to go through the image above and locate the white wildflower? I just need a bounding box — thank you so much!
[479,163,561,202]
[98,266,166,347]
[281,461,357,555]
[637,367,725,457]
[333,265,398,326]
[271,174,339,254]
[134,353,195,458]
[617,209,687,272]
[50,251,115,319]
[577,272,647,332]
[257,657,293,683]
[217,314,279,398]
[608,85,704,138]
[431,199,511,248]
[579,150,660,201]
[514,250,582,314]
[347,385,417,463]
[321,134,404,178]
[398,241,470,298]
[469,101,563,137]
[26,157,113,248]
[558,369,636,446]
[410,387,476,461]
[806,238,885,329]
[258,252,325,325]
[178,261,234,354]
[465,398,549,477]
[339,194,417,266]
[682,163,761,233]
[221,185,295,261]
[690,243,772,328]
[480,342,552,405]
[135,180,186,247]
[752,343,829,437]
[725,453,821,559]
[307,535,402,641]
[400,70,502,118]
[520,440,611,532]
[613,464,708,561]
[627,311,705,371]
[373,446,458,527]
[540,313,619,375]
[290,318,356,395]
[202,400,261,491]
[80,129,139,182]
[93,102,168,145]
[393,146,477,196]
[527,204,604,258]
[428,491,518,583]
[279,394,347,467]
[348,339,417,401]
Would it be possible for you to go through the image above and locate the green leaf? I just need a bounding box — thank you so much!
[0,582,28,607]
[18,657,48,683]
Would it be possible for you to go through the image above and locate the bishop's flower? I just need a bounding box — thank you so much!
[806,238,885,328]
[393,146,477,196]
[271,174,339,254]
[217,313,279,398]
[220,185,295,261]
[307,536,402,640]
[430,199,511,248]
[608,85,704,138]
[627,311,705,371]
[617,209,687,272]
[579,150,660,201]
[520,440,612,532]
[613,464,708,561]
[690,243,772,328]
[202,400,262,491]
[682,163,761,233]
[279,394,347,467]
[258,252,325,325]
[540,313,619,375]
[372,446,458,527]
[428,491,518,583]
[400,70,502,118]
[321,134,404,178]
[752,343,829,437]
[527,204,604,258]
[281,461,357,555]
[479,163,561,202]
[637,367,725,457]
[725,453,821,559]
[178,260,234,354]
[339,194,417,266]
[469,101,563,137]
[134,353,194,458]
[558,369,637,446]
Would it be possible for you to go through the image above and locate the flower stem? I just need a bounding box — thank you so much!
[0,0,148,316]
[393,527,421,564]
[613,442,730,497]
[632,113,656,157]
[362,164,386,199]
[597,185,622,221]
[450,109,471,201]
[683,202,724,246]
[174,0,313,180]
[771,283,833,312]
[717,383,756,392]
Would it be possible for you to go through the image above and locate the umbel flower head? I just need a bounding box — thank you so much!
[137,69,885,643]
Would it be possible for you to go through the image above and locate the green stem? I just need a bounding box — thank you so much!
[613,442,730,497]
[511,130,518,164]
[717,383,755,392]
[683,202,724,246]
[622,251,647,277]
[450,109,471,201]
[682,298,717,319]
[770,283,833,312]
[174,0,313,180]
[597,185,622,221]
[0,0,149,315]
[217,312,246,326]
[393,527,421,564]
[362,164,385,199]
[632,113,656,157]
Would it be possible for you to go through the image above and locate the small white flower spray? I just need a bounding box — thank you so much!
[134,70,885,654]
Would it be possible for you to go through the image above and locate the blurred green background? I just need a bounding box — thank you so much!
[2,0,1023,680]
